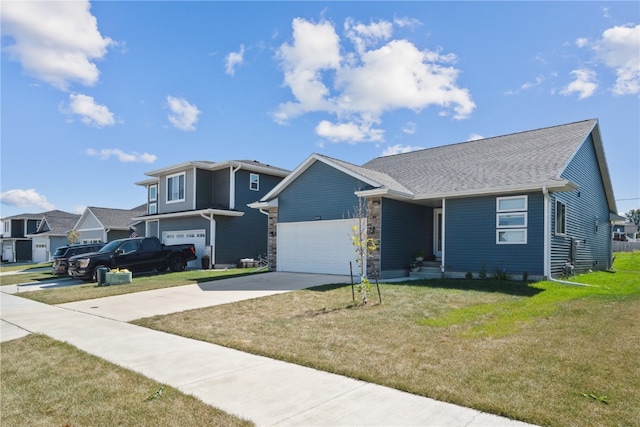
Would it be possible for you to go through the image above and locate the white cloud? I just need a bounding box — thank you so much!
[561,69,598,99]
[0,0,113,90]
[166,96,201,131]
[63,93,115,127]
[382,144,424,156]
[274,17,475,143]
[594,24,640,95]
[505,74,545,95]
[86,148,156,163]
[345,18,394,55]
[315,120,384,143]
[575,37,589,48]
[225,44,245,76]
[402,121,417,135]
[0,189,54,210]
[467,133,484,141]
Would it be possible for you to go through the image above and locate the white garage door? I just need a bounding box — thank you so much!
[32,238,49,263]
[277,219,362,275]
[162,229,206,269]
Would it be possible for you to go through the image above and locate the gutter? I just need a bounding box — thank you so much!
[230,163,242,210]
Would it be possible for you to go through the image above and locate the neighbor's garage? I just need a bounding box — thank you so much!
[277,219,361,275]
[162,229,206,269]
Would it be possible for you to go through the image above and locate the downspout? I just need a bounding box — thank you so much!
[230,163,242,210]
[542,186,594,287]
[200,212,216,269]
[441,198,446,275]
[104,228,110,243]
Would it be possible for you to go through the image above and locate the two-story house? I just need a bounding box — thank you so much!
[1,210,78,263]
[133,160,289,268]
[27,211,81,263]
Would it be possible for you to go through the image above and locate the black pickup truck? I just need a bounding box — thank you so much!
[68,236,197,282]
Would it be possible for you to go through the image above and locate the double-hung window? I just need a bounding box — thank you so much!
[250,173,259,191]
[555,200,566,235]
[167,173,185,203]
[496,195,528,244]
[148,184,157,214]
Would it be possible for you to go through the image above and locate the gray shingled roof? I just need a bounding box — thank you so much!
[363,119,597,195]
[40,211,80,235]
[89,205,147,229]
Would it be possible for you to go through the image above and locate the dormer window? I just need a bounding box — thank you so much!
[167,173,185,203]
[250,173,259,191]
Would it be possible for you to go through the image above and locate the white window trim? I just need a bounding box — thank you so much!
[166,172,186,204]
[497,229,527,244]
[496,195,528,212]
[555,200,567,236]
[496,212,528,228]
[149,184,157,202]
[148,202,157,215]
[250,173,259,191]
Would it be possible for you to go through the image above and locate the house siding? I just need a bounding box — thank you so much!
[278,161,365,223]
[213,169,230,208]
[380,199,432,272]
[195,169,215,210]
[158,168,194,213]
[445,192,545,276]
[550,135,612,276]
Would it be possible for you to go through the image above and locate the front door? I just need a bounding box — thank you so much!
[433,208,442,260]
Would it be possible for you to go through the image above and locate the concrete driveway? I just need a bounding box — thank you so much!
[57,272,351,322]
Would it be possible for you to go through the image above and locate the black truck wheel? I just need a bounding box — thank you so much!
[169,256,186,272]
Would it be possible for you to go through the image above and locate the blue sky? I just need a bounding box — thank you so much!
[1,1,639,219]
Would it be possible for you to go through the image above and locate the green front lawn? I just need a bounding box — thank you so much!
[135,252,640,427]
[13,268,263,305]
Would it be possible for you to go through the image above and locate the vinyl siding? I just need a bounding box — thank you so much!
[278,161,366,223]
[550,135,612,276]
[445,192,545,276]
[380,199,432,271]
[158,169,194,213]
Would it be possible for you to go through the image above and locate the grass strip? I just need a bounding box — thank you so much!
[0,334,252,426]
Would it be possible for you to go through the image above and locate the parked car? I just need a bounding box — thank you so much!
[51,243,105,276]
[67,236,197,282]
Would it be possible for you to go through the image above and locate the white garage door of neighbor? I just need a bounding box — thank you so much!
[277,219,362,275]
[162,229,206,268]
[33,240,49,263]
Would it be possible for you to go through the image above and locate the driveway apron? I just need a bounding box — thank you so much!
[0,272,536,426]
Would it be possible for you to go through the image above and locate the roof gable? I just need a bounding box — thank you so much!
[76,205,147,230]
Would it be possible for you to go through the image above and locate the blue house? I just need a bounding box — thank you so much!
[250,119,621,280]
[134,160,289,268]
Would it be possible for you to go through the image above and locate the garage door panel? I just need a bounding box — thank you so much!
[278,219,362,275]
[162,229,205,269]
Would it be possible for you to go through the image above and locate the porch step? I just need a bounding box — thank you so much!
[409,266,442,279]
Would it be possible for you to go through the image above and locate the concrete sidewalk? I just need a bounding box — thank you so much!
[0,274,536,426]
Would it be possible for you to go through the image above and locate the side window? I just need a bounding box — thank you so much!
[250,173,259,191]
[555,200,567,235]
[120,240,139,254]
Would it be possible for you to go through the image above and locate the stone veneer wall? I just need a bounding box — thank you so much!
[366,197,382,278]
[267,207,278,270]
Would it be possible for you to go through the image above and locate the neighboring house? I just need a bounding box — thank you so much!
[133,160,289,268]
[1,210,79,263]
[250,119,622,280]
[613,222,638,241]
[74,205,148,245]
[27,211,81,263]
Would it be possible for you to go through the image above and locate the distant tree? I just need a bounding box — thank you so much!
[67,230,80,245]
[625,209,640,227]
